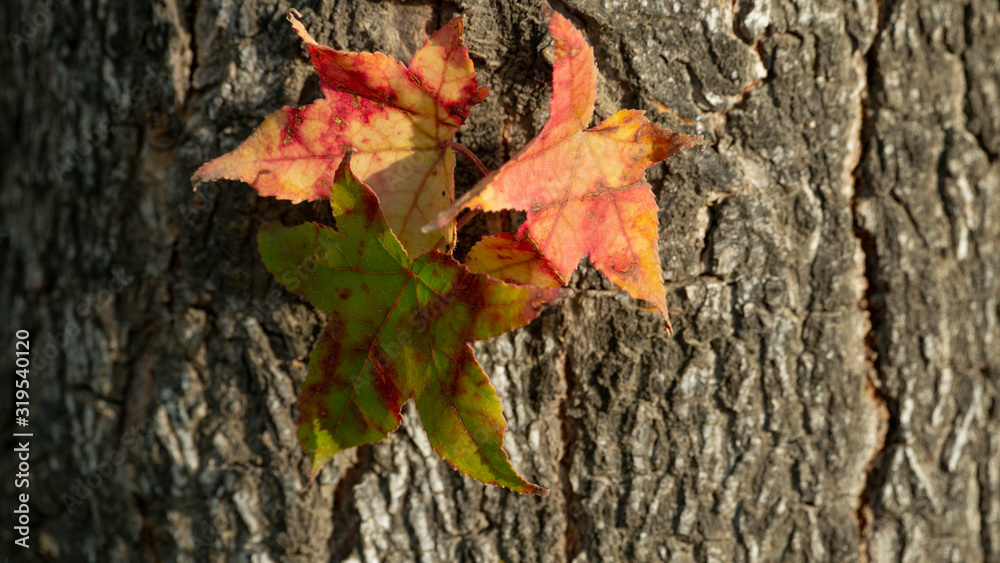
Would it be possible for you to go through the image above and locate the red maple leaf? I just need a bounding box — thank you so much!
[193,10,488,256]
[434,6,702,330]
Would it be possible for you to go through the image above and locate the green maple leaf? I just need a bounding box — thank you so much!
[259,156,559,494]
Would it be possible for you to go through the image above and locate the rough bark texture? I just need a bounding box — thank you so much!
[1,0,997,561]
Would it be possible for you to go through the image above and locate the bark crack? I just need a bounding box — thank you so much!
[327,448,373,561]
[960,4,999,164]
[557,303,585,562]
[183,0,202,103]
[850,2,897,561]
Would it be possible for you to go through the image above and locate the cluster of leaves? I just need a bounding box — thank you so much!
[193,5,701,495]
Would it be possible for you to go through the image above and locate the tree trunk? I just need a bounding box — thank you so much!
[2,0,997,561]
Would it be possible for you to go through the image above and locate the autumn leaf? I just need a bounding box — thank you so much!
[465,233,562,287]
[194,9,488,256]
[432,6,702,330]
[259,156,559,494]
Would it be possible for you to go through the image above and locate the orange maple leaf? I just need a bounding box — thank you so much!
[192,10,488,256]
[433,6,702,331]
[465,233,563,288]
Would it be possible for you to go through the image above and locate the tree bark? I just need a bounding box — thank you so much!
[1,0,997,561]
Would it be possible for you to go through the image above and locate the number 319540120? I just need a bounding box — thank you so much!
[15,330,30,421]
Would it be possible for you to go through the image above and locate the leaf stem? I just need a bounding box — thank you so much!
[425,142,489,255]
[448,141,490,177]
[428,208,481,255]
[429,234,449,254]
[455,208,480,232]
